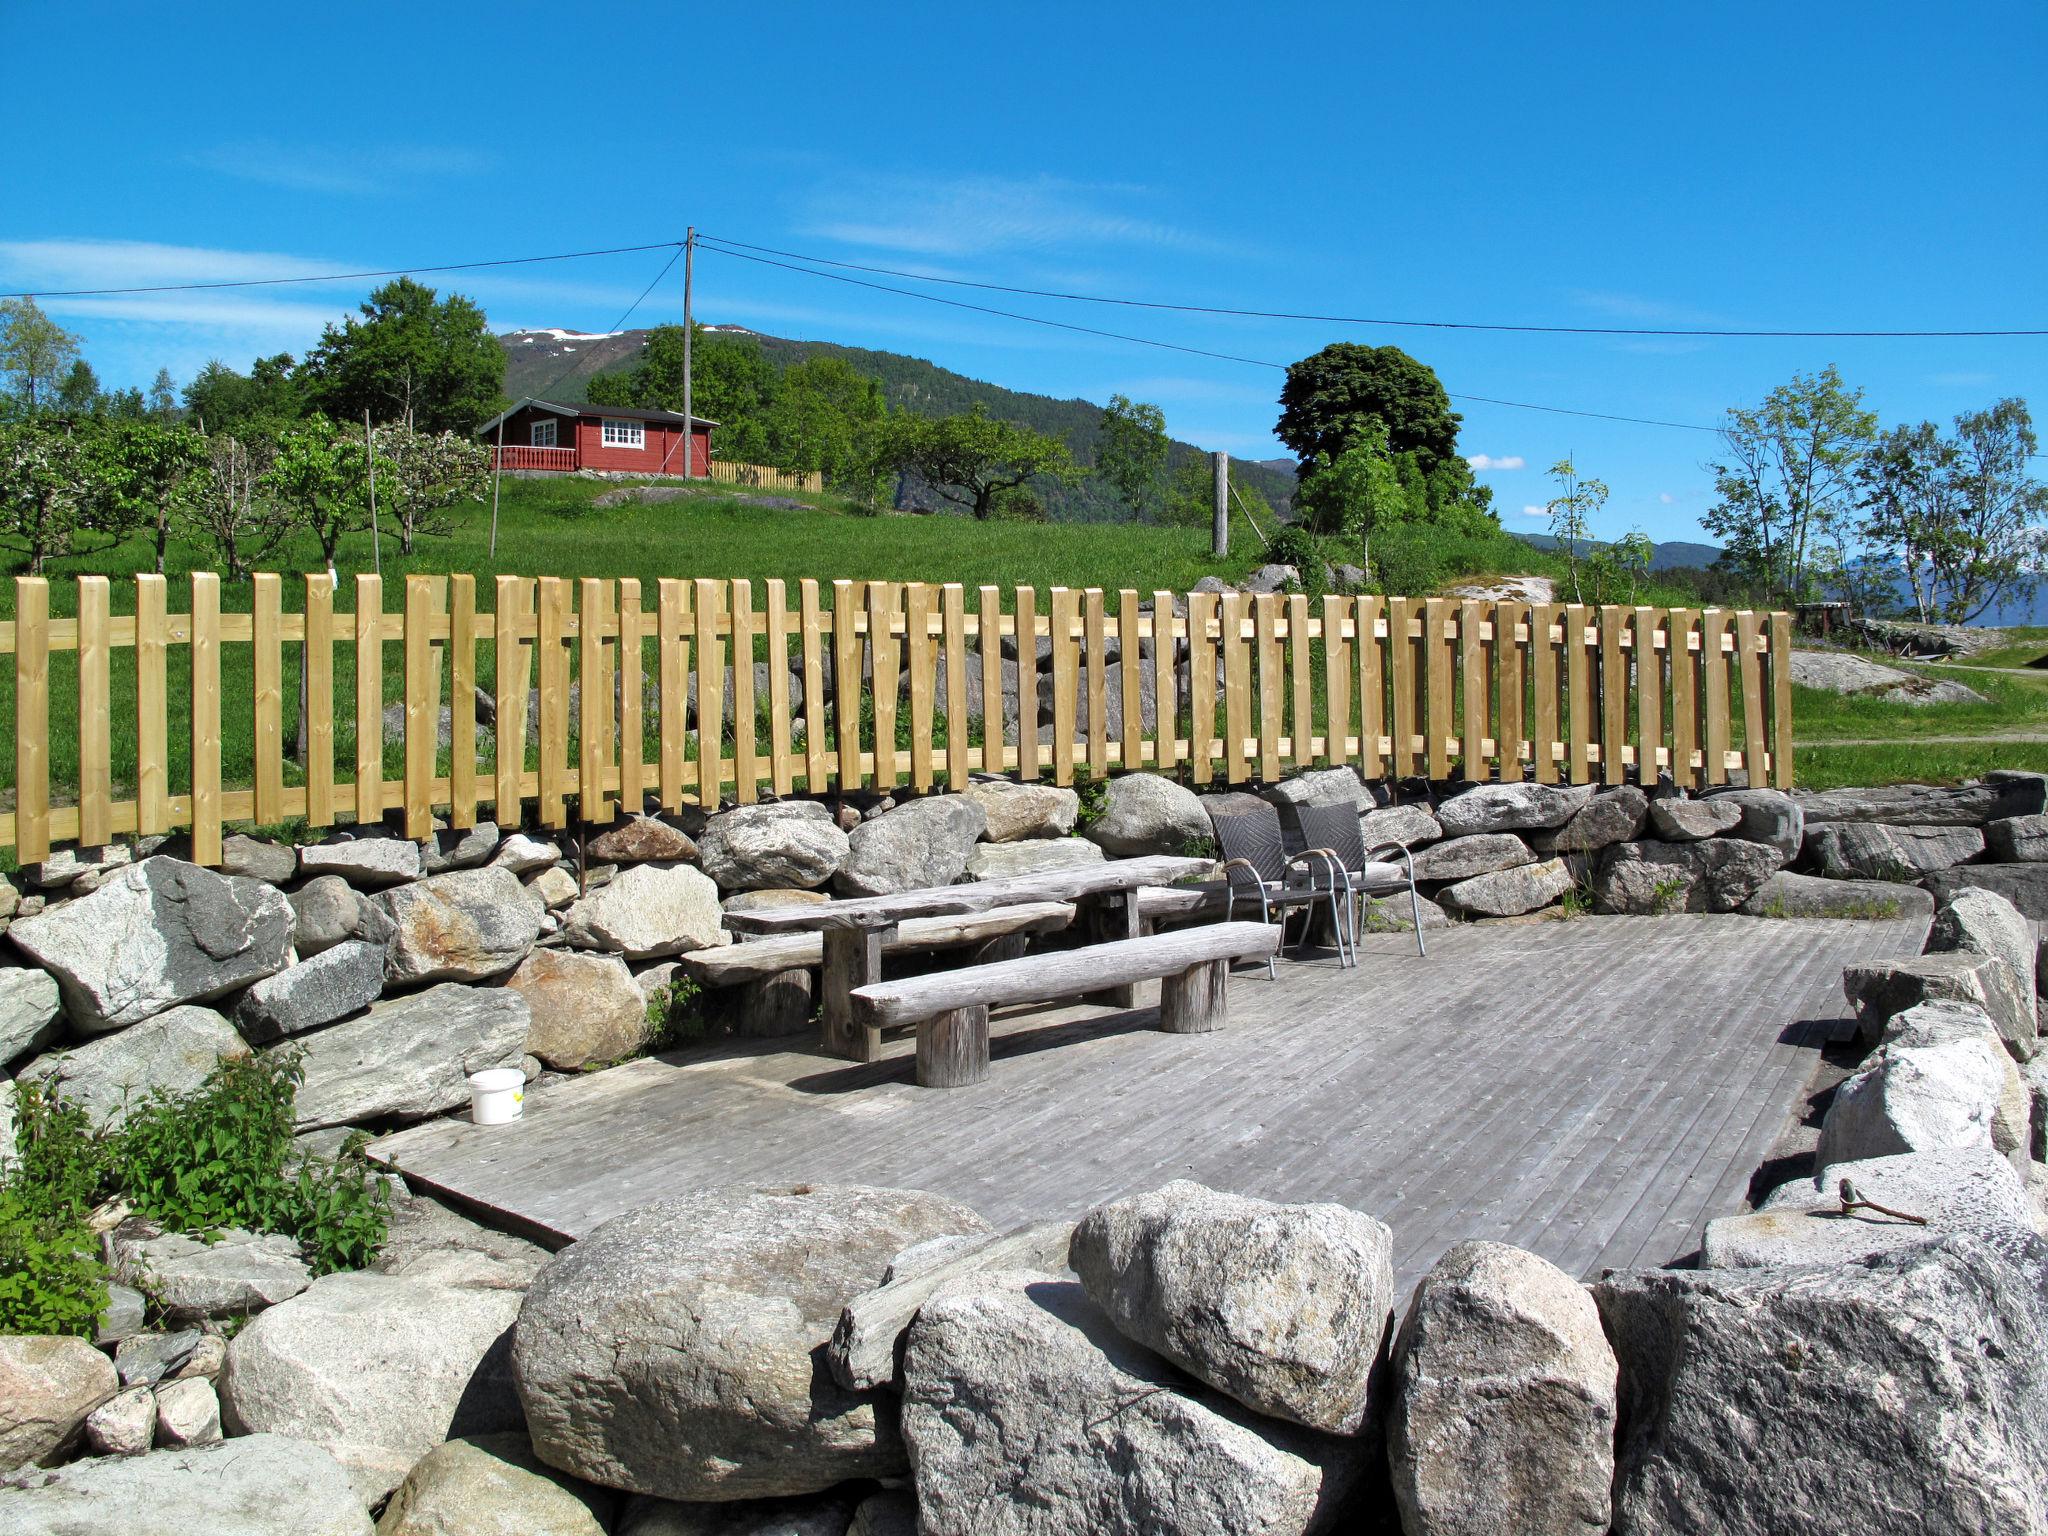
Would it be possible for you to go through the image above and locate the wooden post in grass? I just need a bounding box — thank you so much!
[1211,451,1229,558]
[489,415,504,557]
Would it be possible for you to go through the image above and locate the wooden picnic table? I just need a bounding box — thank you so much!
[723,854,1217,1060]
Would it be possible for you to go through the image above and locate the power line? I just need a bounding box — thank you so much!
[697,233,2048,339]
[525,246,685,404]
[0,240,685,300]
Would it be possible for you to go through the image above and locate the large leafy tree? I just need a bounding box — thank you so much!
[371,425,488,555]
[184,354,304,435]
[1276,343,1463,477]
[762,354,887,495]
[1702,365,1877,604]
[90,420,210,574]
[0,421,135,572]
[881,405,1078,519]
[263,416,372,579]
[181,434,293,580]
[1094,395,1169,518]
[1296,423,1405,580]
[0,298,82,417]
[302,277,504,433]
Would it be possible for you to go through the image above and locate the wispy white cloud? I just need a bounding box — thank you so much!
[1927,370,1993,387]
[1565,288,1725,326]
[1518,504,1549,518]
[190,141,495,197]
[1659,491,1677,505]
[1466,453,1525,471]
[0,238,345,290]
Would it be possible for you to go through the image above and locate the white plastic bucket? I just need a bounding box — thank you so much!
[468,1068,525,1125]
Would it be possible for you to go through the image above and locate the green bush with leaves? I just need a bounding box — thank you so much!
[0,1188,107,1337]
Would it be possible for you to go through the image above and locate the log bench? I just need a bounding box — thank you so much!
[848,921,1283,1089]
[681,902,1080,988]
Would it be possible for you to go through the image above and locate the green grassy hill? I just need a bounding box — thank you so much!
[497,324,1298,523]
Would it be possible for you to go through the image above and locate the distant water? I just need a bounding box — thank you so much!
[1841,571,2047,628]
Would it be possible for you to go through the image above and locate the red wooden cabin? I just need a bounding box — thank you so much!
[477,398,714,474]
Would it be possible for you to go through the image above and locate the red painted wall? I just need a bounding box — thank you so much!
[573,417,710,474]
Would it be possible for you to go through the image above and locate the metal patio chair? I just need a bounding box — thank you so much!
[1210,801,1350,979]
[1290,801,1428,962]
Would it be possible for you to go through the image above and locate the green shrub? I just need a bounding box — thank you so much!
[8,1079,114,1221]
[0,1187,108,1337]
[645,973,708,1052]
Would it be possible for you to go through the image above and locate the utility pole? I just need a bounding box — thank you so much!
[681,227,696,478]
[1211,450,1229,558]
[489,415,504,558]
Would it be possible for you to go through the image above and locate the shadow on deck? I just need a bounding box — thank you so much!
[370,912,1922,1289]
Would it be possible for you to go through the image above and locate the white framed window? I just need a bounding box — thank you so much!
[601,418,645,450]
[529,418,557,448]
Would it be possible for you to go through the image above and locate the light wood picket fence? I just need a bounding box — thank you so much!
[1,574,1792,867]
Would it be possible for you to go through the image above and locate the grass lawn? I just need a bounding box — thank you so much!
[1941,626,2048,671]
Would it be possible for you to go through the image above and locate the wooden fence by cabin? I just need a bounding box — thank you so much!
[0,574,1792,866]
[706,461,824,493]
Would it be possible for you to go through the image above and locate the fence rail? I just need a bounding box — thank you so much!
[0,575,1792,866]
[705,461,824,493]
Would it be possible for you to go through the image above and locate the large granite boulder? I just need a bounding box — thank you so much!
[378,868,541,985]
[900,1271,1360,1536]
[1593,1230,2048,1535]
[1842,951,2036,1060]
[1818,1001,2023,1170]
[1594,839,1782,914]
[963,780,1081,842]
[1926,864,2048,921]
[1929,888,2038,1028]
[371,1191,552,1293]
[9,857,292,1032]
[1542,785,1647,853]
[1797,778,2044,827]
[1085,773,1211,858]
[1410,832,1533,883]
[1263,767,1374,815]
[1068,1181,1394,1433]
[587,815,697,866]
[1435,783,1591,838]
[836,796,987,896]
[508,949,650,1071]
[0,1434,373,1536]
[291,875,395,958]
[376,1432,615,1536]
[300,837,423,888]
[512,1186,992,1501]
[0,1334,118,1466]
[18,1005,248,1128]
[696,802,849,891]
[1646,796,1744,842]
[111,1225,312,1323]
[420,820,502,875]
[1703,786,1804,860]
[234,942,386,1043]
[1987,814,2048,863]
[1805,822,1985,881]
[964,838,1104,880]
[1388,1241,1618,1536]
[1738,871,1932,921]
[561,863,724,959]
[83,1384,154,1457]
[1361,802,1444,850]
[1438,858,1575,919]
[0,965,62,1066]
[1038,661,1159,739]
[1703,1146,2036,1269]
[221,1271,525,1504]
[291,983,530,1130]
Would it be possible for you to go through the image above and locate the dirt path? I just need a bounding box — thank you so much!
[1898,658,2048,678]
[1804,729,2048,747]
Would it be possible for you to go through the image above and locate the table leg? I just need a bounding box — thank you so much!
[821,925,889,1061]
[1084,890,1143,1009]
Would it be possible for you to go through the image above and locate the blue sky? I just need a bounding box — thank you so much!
[6,2,2042,545]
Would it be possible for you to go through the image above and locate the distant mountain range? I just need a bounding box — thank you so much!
[497,325,1297,522]
[1513,531,1724,571]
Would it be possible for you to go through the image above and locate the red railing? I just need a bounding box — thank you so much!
[491,445,577,471]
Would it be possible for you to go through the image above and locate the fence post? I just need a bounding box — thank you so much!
[302,575,333,828]
[76,576,112,847]
[13,577,50,864]
[190,572,222,866]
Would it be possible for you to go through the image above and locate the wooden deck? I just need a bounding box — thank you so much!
[371,913,1922,1289]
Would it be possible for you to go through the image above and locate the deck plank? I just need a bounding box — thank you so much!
[372,913,1922,1288]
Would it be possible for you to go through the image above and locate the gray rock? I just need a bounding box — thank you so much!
[1787,648,1988,703]
[901,1271,1359,1536]
[1542,785,1648,853]
[508,948,650,1071]
[1411,832,1534,883]
[300,836,424,888]
[1739,871,1933,920]
[1388,1240,1618,1536]
[1987,814,2048,863]
[1818,1001,2019,1169]
[95,1283,146,1346]
[27,842,132,889]
[1439,858,1576,919]
[372,1190,551,1292]
[617,1489,860,1536]
[1263,767,1373,814]
[221,1270,525,1505]
[1879,1002,2035,1169]
[697,802,849,891]
[1085,773,1212,858]
[587,815,697,865]
[1069,1180,1394,1433]
[525,866,578,910]
[512,1185,992,1501]
[1037,660,1159,739]
[9,857,293,1033]
[376,1432,615,1536]
[111,1226,311,1323]
[1704,786,1805,860]
[1930,888,2038,1029]
[836,796,987,896]
[1593,1230,2048,1535]
[1806,821,1986,880]
[1361,893,1452,933]
[0,964,63,1066]
[1926,863,2048,921]
[291,983,529,1130]
[19,1005,248,1128]
[234,942,385,1044]
[1842,951,2036,1060]
[1703,1147,2037,1268]
[0,1334,118,1467]
[718,887,831,915]
[491,833,563,875]
[963,838,1105,880]
[1646,796,1744,841]
[153,1376,220,1449]
[84,1385,155,1457]
[561,862,724,959]
[219,834,298,885]
[962,780,1080,842]
[1436,782,1592,837]
[290,875,392,958]
[1241,562,1299,594]
[0,1434,373,1536]
[378,867,542,984]
[420,820,502,875]
[114,1329,202,1387]
[848,1491,919,1536]
[2029,1056,2048,1164]
[1360,802,1444,849]
[1798,778,2044,826]
[1594,838,1783,914]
